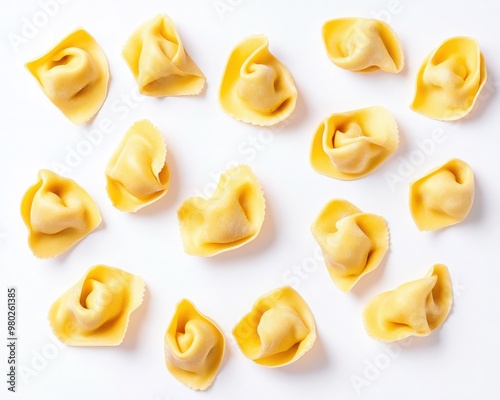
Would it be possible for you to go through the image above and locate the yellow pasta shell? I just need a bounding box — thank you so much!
[26,28,109,124]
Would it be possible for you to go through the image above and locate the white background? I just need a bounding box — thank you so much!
[1,0,499,399]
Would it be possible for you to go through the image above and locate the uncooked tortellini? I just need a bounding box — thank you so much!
[311,199,389,292]
[219,35,297,126]
[310,106,399,180]
[410,159,474,231]
[363,264,453,342]
[164,299,225,391]
[233,286,316,367]
[48,265,145,346]
[411,36,487,120]
[123,14,205,96]
[21,169,102,258]
[26,28,109,124]
[177,164,265,256]
[105,119,170,212]
[322,17,404,73]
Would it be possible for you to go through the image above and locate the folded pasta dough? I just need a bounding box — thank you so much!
[164,299,225,390]
[310,106,399,180]
[123,14,205,96]
[219,35,297,126]
[410,159,474,231]
[26,28,109,124]
[322,18,404,73]
[233,286,316,367]
[177,164,265,256]
[20,169,101,258]
[363,264,453,342]
[106,120,170,212]
[48,265,145,346]
[311,199,389,292]
[411,37,487,120]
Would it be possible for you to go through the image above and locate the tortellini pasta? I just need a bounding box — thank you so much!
[411,36,487,120]
[105,119,170,212]
[20,169,101,258]
[219,35,297,126]
[311,199,389,292]
[233,286,316,367]
[363,264,453,342]
[410,159,475,231]
[164,299,225,391]
[177,164,265,256]
[310,106,399,180]
[322,18,404,73]
[48,265,145,346]
[25,28,109,125]
[122,14,205,96]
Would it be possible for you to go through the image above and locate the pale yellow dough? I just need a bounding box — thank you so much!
[410,159,474,231]
[219,35,297,126]
[233,286,316,367]
[164,299,225,391]
[123,14,205,96]
[26,28,109,125]
[48,265,145,346]
[310,106,399,180]
[177,164,265,256]
[363,264,453,342]
[322,18,404,73]
[21,169,101,258]
[311,199,389,292]
[411,36,487,120]
[106,120,170,212]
